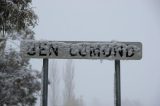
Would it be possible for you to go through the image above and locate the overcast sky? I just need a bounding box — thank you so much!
[32,0,160,106]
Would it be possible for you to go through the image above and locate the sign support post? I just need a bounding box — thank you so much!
[115,60,121,106]
[42,59,49,106]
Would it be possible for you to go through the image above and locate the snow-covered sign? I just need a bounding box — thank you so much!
[20,40,142,60]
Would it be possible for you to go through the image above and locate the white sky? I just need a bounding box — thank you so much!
[31,0,160,106]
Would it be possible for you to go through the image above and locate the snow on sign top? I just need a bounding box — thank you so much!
[20,40,142,60]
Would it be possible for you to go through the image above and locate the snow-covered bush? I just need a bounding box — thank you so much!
[0,49,41,106]
[0,0,40,106]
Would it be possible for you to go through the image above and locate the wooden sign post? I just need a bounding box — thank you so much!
[20,40,142,106]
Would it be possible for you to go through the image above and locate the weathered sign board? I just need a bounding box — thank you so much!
[20,40,142,60]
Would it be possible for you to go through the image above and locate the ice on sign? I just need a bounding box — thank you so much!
[20,41,142,60]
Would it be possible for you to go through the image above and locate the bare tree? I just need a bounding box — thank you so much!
[63,60,85,106]
[63,60,75,106]
[49,60,59,106]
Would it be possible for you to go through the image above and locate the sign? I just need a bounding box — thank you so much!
[20,40,142,60]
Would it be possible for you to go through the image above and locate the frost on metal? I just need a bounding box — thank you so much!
[20,40,142,60]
